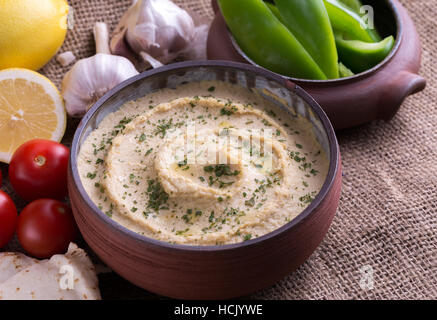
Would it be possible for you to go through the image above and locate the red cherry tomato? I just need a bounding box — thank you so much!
[0,190,18,249]
[0,169,2,186]
[9,139,69,202]
[17,199,77,259]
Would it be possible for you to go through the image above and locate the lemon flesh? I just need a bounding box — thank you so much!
[0,68,66,163]
[0,0,69,71]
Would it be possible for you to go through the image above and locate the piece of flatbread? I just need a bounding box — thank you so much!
[0,252,39,284]
[0,243,101,300]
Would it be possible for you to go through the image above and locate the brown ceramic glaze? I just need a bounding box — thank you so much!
[208,0,426,130]
[68,61,342,299]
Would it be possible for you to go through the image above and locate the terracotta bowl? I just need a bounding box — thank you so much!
[208,0,426,130]
[68,61,342,299]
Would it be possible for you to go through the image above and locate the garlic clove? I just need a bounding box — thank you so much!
[110,0,146,70]
[110,29,140,66]
[180,24,210,61]
[57,51,76,67]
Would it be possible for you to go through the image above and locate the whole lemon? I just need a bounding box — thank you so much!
[0,0,69,70]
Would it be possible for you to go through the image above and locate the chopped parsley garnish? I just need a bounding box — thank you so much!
[204,164,240,177]
[245,197,255,207]
[177,158,188,167]
[290,151,319,176]
[290,151,306,163]
[204,165,214,173]
[226,207,239,216]
[87,172,97,179]
[182,214,191,224]
[220,106,237,116]
[138,133,147,142]
[114,116,133,130]
[261,119,271,126]
[299,192,317,204]
[243,234,252,241]
[208,212,215,223]
[146,179,169,211]
[202,165,240,189]
[267,110,276,118]
[154,119,173,138]
[175,228,189,236]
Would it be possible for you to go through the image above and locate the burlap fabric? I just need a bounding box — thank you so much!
[0,0,435,300]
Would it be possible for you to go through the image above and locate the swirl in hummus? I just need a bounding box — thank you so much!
[78,81,328,245]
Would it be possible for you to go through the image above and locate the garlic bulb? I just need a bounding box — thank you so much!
[62,23,139,117]
[111,0,195,68]
[181,24,210,61]
[62,54,138,117]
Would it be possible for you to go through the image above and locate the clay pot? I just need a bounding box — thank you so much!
[68,61,342,299]
[207,0,426,130]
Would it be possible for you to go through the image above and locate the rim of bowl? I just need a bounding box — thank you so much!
[226,0,402,84]
[70,60,340,252]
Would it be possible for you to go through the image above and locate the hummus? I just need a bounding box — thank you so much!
[78,81,328,245]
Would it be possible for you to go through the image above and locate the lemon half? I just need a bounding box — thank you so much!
[0,68,66,163]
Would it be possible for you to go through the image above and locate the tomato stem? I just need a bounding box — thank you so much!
[34,155,46,166]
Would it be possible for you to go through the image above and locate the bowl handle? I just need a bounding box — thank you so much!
[379,71,426,120]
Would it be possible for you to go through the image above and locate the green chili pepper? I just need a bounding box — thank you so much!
[265,2,284,23]
[338,62,354,78]
[273,0,338,79]
[338,0,362,13]
[335,33,395,73]
[324,0,379,43]
[337,0,381,42]
[219,0,327,80]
